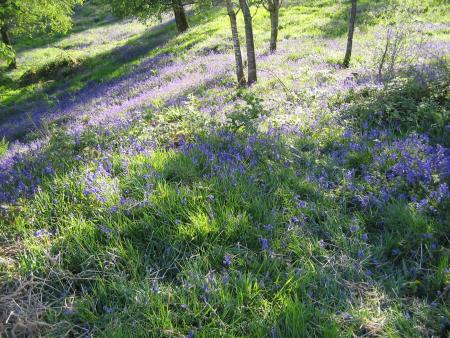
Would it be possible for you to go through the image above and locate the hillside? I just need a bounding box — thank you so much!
[0,0,449,336]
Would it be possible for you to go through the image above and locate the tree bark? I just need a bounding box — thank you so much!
[1,24,16,69]
[377,29,391,80]
[269,0,280,53]
[343,0,357,68]
[239,0,257,85]
[172,0,189,33]
[225,0,246,86]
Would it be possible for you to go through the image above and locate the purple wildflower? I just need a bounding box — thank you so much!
[223,254,232,267]
[98,225,112,235]
[103,305,113,314]
[261,238,269,251]
[357,250,364,259]
[63,308,77,316]
[392,248,401,256]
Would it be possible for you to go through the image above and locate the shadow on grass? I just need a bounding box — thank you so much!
[0,21,176,126]
[2,122,341,336]
[0,9,222,141]
[1,102,448,335]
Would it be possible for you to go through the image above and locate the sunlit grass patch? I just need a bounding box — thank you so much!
[1,0,449,336]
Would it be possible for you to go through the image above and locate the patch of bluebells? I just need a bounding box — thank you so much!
[180,128,289,180]
[335,132,449,212]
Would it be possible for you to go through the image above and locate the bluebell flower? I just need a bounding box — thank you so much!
[297,200,306,208]
[261,238,269,251]
[350,225,359,233]
[63,308,77,315]
[223,254,232,267]
[103,305,113,314]
[263,224,274,230]
[98,225,111,235]
[34,229,51,239]
[343,129,353,139]
[119,196,127,205]
[357,250,364,259]
[271,327,278,338]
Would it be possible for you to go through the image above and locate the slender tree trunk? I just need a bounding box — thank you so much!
[239,0,257,85]
[269,0,280,53]
[172,0,189,33]
[1,24,16,69]
[343,0,357,68]
[225,0,246,86]
[378,29,391,80]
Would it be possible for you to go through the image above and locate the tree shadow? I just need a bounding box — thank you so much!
[2,81,448,334]
[0,11,221,140]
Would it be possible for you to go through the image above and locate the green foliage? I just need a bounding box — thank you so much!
[337,69,450,144]
[0,0,83,63]
[19,54,81,85]
[228,90,267,131]
[107,0,210,22]
[0,0,83,36]
[107,0,168,21]
[0,137,7,156]
[1,1,450,336]
[0,41,14,63]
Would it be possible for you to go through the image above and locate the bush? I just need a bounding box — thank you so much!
[19,54,82,86]
[337,70,450,145]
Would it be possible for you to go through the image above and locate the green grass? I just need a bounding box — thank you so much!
[2,0,449,114]
[0,138,7,156]
[0,0,449,337]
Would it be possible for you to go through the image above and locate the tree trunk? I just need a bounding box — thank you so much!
[239,0,257,85]
[1,24,16,69]
[172,0,189,33]
[225,0,246,86]
[342,0,357,68]
[377,29,391,80]
[269,0,280,53]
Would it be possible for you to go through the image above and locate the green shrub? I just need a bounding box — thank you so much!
[337,70,450,145]
[19,54,82,86]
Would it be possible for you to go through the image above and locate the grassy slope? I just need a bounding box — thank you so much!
[0,0,449,337]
